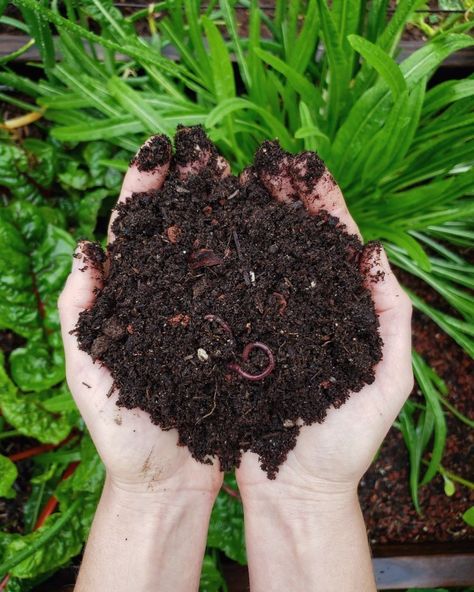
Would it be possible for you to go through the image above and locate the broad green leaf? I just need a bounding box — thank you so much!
[379,0,425,55]
[331,33,474,184]
[0,454,18,498]
[462,506,474,527]
[0,354,73,444]
[1,499,83,578]
[208,476,246,564]
[348,35,407,99]
[199,555,225,592]
[289,0,318,74]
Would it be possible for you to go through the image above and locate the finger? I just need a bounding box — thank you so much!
[361,242,413,406]
[108,134,172,242]
[58,242,104,358]
[174,125,230,180]
[291,151,362,238]
[253,140,297,204]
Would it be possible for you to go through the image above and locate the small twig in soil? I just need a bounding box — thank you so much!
[229,342,275,381]
[196,385,218,424]
[232,229,251,286]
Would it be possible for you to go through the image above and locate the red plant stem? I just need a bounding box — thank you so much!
[229,342,275,381]
[8,443,55,462]
[221,483,241,501]
[0,461,80,587]
[8,432,76,463]
[34,461,79,529]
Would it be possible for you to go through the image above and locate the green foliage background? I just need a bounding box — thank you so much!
[0,0,473,589]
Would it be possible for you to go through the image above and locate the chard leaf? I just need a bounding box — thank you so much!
[0,354,73,444]
[207,475,246,565]
[200,555,225,592]
[0,203,75,391]
[0,454,18,498]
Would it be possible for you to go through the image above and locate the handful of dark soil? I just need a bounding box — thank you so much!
[76,127,383,478]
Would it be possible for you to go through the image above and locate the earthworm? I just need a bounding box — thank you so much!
[204,314,233,336]
[229,341,275,381]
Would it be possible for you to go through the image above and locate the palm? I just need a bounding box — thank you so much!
[59,129,228,494]
[236,144,413,496]
[67,358,220,492]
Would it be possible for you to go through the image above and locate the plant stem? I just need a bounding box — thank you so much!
[0,499,81,577]
[0,430,21,441]
[439,396,474,429]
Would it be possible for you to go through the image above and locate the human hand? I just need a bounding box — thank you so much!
[59,128,228,499]
[236,143,413,502]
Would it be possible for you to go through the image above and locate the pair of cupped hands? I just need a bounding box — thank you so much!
[59,126,413,511]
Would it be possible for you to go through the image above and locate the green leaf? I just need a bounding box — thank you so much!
[462,506,474,527]
[200,555,225,592]
[332,33,474,184]
[52,116,143,142]
[207,476,246,565]
[0,355,73,444]
[108,76,168,135]
[22,139,57,188]
[0,499,83,578]
[315,0,350,133]
[206,98,294,150]
[443,474,456,496]
[413,353,448,487]
[202,16,236,102]
[254,47,322,111]
[0,454,18,499]
[348,35,407,99]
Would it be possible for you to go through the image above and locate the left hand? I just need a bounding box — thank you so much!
[58,129,228,499]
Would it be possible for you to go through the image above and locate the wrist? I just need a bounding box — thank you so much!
[104,473,218,515]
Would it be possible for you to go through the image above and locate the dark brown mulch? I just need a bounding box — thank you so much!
[75,127,382,479]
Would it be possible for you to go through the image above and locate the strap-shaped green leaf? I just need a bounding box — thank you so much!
[348,34,407,99]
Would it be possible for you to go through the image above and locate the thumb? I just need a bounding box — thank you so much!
[361,242,413,413]
[58,241,107,392]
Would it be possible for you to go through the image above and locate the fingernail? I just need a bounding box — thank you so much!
[131,134,172,172]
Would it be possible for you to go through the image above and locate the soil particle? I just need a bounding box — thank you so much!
[76,129,383,478]
[130,134,172,172]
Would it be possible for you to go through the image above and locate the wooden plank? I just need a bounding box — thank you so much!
[0,34,472,68]
[221,554,474,590]
[374,554,474,589]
